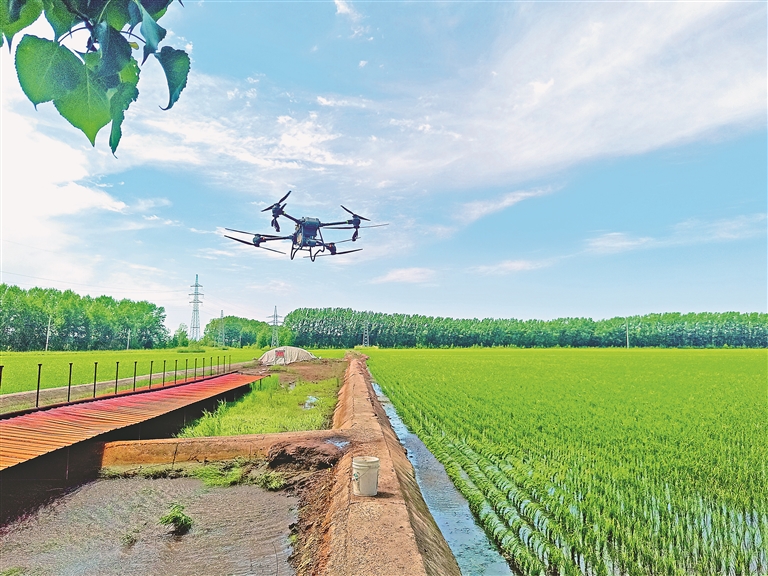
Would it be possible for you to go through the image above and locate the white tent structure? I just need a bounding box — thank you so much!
[258,346,317,366]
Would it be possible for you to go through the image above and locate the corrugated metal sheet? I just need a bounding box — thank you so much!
[0,373,260,471]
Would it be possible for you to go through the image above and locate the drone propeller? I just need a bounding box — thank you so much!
[224,235,286,254]
[261,191,291,213]
[305,248,363,258]
[261,191,292,232]
[340,205,370,221]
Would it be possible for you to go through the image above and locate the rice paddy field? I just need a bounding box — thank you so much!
[367,348,767,576]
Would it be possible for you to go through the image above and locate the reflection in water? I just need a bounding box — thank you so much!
[372,381,513,576]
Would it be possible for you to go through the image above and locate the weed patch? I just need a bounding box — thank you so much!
[159,503,192,535]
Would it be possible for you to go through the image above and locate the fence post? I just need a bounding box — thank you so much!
[210,356,213,376]
[0,365,3,392]
[174,359,178,384]
[67,362,73,402]
[229,355,232,372]
[162,360,166,386]
[185,358,188,382]
[93,362,98,398]
[194,358,197,381]
[202,357,205,378]
[133,361,137,392]
[149,360,153,389]
[217,355,220,375]
[114,361,120,394]
[36,363,42,408]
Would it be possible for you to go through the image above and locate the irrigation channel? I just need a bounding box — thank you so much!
[371,380,512,576]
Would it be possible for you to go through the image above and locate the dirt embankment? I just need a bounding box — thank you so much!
[300,357,461,576]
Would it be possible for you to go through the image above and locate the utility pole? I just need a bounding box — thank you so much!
[219,310,225,347]
[362,320,370,347]
[268,306,283,348]
[45,314,52,351]
[189,274,203,341]
[626,317,630,349]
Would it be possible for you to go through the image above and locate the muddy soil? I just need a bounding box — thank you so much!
[267,359,347,386]
[0,476,297,576]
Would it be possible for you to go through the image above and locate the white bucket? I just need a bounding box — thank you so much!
[352,456,380,496]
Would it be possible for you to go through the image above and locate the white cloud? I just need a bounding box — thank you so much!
[586,232,655,254]
[371,267,436,284]
[460,188,552,223]
[334,0,358,19]
[359,60,368,68]
[474,259,551,275]
[317,96,367,108]
[586,214,767,254]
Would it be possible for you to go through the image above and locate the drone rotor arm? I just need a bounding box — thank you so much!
[224,235,287,254]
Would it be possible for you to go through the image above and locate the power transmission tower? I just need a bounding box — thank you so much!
[268,306,283,348]
[189,274,203,341]
[219,310,225,346]
[362,321,369,347]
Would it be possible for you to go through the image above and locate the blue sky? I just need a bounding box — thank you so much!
[1,1,766,333]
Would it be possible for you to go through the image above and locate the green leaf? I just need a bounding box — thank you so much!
[131,0,164,63]
[94,21,131,84]
[42,0,77,39]
[154,45,188,110]
[109,79,138,153]
[103,0,130,31]
[108,56,139,153]
[15,35,82,105]
[54,67,111,145]
[1,0,42,47]
[138,0,172,20]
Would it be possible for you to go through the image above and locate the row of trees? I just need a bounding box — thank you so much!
[285,308,768,349]
[0,285,296,352]
[0,285,169,351]
[201,315,293,348]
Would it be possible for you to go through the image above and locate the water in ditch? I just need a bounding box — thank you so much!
[371,381,513,576]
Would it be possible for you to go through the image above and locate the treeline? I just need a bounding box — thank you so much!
[285,308,768,349]
[0,285,168,351]
[202,316,294,348]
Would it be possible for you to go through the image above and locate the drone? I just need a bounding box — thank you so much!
[224,191,387,261]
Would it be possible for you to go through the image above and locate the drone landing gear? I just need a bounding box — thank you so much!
[290,245,299,260]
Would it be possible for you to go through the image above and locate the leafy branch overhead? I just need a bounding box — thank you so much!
[2,0,190,152]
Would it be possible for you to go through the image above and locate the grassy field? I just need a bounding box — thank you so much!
[0,348,262,395]
[367,348,767,576]
[177,375,341,437]
[0,347,346,395]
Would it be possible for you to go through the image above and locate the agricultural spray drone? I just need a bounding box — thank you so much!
[224,191,387,261]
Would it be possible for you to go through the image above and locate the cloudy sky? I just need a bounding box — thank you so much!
[1,0,766,333]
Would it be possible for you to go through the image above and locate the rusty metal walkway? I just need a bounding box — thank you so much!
[0,373,260,471]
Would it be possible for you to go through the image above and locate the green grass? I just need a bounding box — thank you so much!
[0,347,347,396]
[368,348,768,576]
[176,375,340,437]
[0,347,262,395]
[158,503,193,535]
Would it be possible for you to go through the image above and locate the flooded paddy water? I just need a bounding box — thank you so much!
[372,381,513,576]
[0,476,297,576]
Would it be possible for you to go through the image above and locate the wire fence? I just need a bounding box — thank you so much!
[0,355,235,415]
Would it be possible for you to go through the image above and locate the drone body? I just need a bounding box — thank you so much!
[225,191,387,261]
